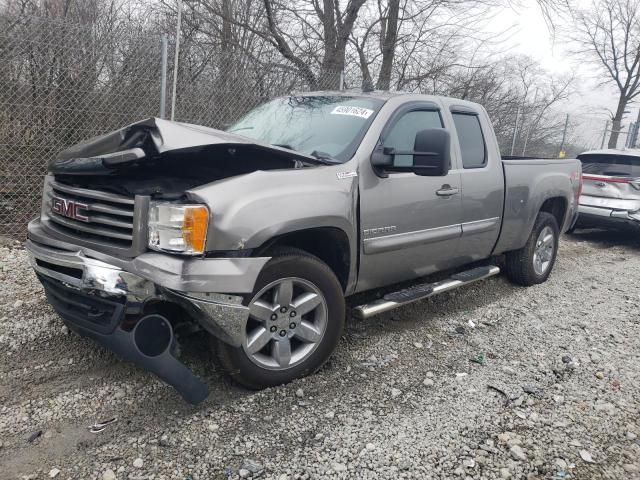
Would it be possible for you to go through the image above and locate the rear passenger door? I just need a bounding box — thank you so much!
[450,106,504,262]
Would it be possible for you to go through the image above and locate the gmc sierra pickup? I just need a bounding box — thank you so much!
[26,91,581,403]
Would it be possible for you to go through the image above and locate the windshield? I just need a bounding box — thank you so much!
[578,153,640,177]
[226,95,385,162]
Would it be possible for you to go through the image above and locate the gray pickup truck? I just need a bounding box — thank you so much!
[26,91,581,403]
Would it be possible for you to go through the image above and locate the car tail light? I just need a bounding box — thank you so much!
[582,174,630,183]
[582,174,640,190]
[577,175,583,199]
[573,171,583,202]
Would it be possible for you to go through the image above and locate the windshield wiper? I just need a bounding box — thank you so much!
[272,143,295,150]
[310,150,340,164]
[227,126,254,133]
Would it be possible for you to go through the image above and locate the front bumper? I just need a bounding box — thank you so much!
[26,217,270,403]
[27,218,270,346]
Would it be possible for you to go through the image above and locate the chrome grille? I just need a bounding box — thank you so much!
[42,175,149,256]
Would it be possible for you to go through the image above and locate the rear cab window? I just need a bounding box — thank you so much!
[451,112,486,169]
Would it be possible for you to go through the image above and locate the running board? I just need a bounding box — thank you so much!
[352,265,500,319]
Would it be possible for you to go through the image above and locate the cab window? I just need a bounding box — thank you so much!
[452,113,486,169]
[384,110,443,167]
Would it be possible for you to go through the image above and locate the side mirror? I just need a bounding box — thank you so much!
[371,128,450,177]
[413,128,450,176]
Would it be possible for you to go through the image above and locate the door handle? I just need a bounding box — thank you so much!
[436,185,459,197]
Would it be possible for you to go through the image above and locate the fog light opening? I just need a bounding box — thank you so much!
[134,314,173,357]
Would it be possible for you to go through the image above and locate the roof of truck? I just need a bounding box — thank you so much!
[297,89,484,110]
[298,89,406,99]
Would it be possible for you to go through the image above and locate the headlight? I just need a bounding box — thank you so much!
[148,202,209,255]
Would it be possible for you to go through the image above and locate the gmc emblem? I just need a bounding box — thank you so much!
[51,196,89,222]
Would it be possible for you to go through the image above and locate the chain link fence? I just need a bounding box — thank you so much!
[0,14,165,238]
[601,121,640,150]
[564,116,640,153]
[171,51,320,128]
[0,14,330,239]
[1,13,636,240]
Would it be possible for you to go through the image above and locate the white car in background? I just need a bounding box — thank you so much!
[573,149,640,231]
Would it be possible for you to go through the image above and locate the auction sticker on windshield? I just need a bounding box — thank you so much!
[331,105,374,119]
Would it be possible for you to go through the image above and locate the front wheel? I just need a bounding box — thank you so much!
[216,250,345,389]
[504,212,559,286]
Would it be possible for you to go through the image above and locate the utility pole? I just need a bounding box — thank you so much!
[160,35,168,119]
[170,0,183,121]
[521,88,539,156]
[600,120,609,149]
[626,122,638,149]
[510,107,520,156]
[632,109,640,148]
[558,114,569,158]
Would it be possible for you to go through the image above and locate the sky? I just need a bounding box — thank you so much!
[482,1,640,148]
[485,2,636,118]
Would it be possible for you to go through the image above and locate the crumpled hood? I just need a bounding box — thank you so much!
[50,117,322,174]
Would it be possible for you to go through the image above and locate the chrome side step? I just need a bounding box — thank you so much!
[352,265,500,319]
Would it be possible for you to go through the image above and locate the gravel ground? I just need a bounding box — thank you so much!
[1,230,639,480]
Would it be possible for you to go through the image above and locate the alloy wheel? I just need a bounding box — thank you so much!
[533,226,555,275]
[243,277,328,370]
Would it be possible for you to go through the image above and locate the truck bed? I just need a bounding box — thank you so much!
[493,158,581,255]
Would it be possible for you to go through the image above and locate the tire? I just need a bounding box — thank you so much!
[216,249,345,389]
[504,212,559,287]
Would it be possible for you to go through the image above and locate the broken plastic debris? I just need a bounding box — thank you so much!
[89,417,118,433]
[470,352,486,365]
[579,450,595,463]
[27,430,42,443]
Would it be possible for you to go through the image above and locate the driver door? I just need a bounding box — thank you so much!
[357,104,463,292]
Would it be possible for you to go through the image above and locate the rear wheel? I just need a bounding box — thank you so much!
[216,250,345,389]
[505,212,559,286]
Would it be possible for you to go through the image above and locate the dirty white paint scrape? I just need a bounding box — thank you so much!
[330,105,374,119]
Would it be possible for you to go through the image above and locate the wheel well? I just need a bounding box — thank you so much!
[256,227,351,292]
[540,197,567,229]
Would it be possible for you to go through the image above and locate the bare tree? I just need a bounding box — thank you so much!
[505,0,573,29]
[376,0,400,89]
[350,0,498,91]
[441,54,573,155]
[572,0,640,148]
[192,0,368,89]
